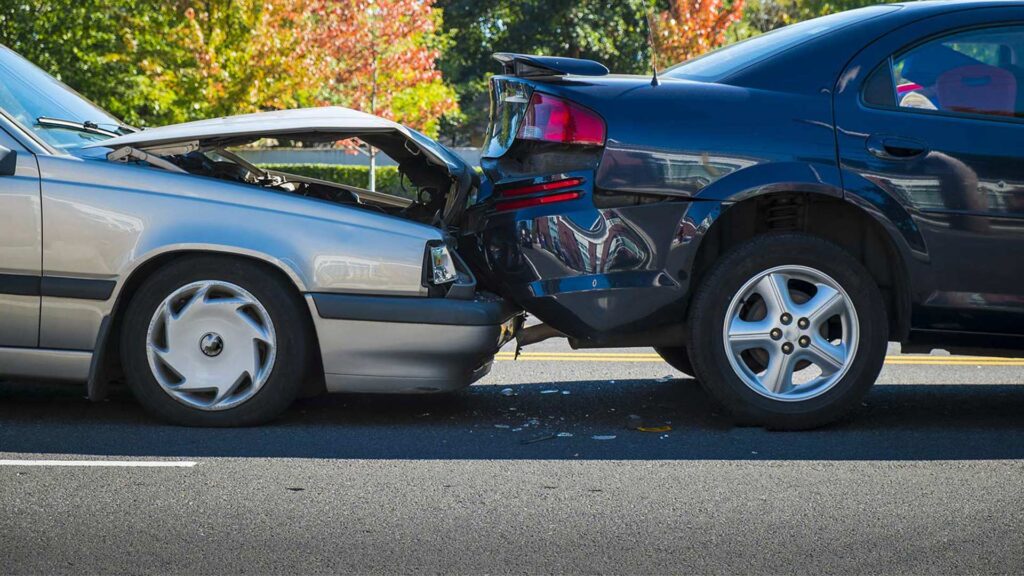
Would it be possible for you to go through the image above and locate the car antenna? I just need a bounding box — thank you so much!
[639,0,661,86]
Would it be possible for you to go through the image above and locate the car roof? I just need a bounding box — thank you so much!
[893,0,1024,15]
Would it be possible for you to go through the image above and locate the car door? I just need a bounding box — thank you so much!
[0,123,41,347]
[835,6,1024,336]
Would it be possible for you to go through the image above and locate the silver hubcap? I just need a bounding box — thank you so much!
[146,280,277,411]
[723,265,859,401]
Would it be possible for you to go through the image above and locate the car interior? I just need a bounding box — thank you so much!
[896,26,1024,118]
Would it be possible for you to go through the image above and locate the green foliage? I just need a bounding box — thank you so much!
[733,0,891,38]
[1,0,898,143]
[0,1,185,126]
[436,0,665,145]
[258,164,413,198]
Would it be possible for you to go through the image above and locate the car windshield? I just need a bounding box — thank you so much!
[0,44,129,154]
[664,5,901,82]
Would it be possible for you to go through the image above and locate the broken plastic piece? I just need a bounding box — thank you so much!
[637,425,672,433]
[522,433,557,445]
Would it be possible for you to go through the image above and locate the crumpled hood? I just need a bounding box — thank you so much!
[86,106,468,176]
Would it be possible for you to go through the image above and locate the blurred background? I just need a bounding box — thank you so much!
[0,0,890,192]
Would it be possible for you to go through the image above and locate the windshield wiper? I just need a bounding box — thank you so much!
[36,117,124,138]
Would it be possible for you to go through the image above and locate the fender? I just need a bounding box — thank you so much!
[86,243,308,401]
[693,161,844,203]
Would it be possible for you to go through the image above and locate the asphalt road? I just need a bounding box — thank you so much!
[1,340,1023,575]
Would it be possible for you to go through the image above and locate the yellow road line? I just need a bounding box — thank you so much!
[494,352,1024,366]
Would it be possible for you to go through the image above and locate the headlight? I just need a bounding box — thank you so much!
[429,244,458,284]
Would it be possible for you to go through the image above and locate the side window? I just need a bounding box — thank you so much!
[865,25,1024,119]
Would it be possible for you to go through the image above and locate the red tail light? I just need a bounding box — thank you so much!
[517,93,605,146]
[494,177,584,211]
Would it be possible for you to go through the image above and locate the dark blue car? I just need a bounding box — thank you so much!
[463,1,1024,429]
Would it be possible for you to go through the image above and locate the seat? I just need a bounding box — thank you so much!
[936,64,1017,117]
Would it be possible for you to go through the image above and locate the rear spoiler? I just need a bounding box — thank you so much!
[493,53,609,78]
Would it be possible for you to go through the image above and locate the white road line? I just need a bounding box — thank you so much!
[0,459,196,468]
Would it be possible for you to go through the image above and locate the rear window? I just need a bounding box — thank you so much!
[664,5,901,82]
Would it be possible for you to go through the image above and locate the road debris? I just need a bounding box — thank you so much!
[540,389,559,394]
[637,426,672,433]
[521,433,558,445]
[500,387,516,397]
[494,424,510,429]
[592,435,617,441]
[556,432,573,438]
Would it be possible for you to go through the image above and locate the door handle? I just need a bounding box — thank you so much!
[866,135,927,160]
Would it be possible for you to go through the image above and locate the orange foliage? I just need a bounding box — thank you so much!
[305,0,458,134]
[653,0,746,64]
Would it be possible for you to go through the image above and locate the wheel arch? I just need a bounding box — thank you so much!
[687,190,913,342]
[87,247,319,401]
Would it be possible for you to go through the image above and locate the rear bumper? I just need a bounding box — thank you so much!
[306,292,520,393]
[461,196,720,343]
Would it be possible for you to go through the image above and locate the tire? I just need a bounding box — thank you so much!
[654,346,694,376]
[120,255,314,427]
[687,233,888,430]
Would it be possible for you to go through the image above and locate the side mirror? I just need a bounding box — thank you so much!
[0,145,16,176]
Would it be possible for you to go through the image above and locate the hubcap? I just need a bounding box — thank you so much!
[723,265,859,402]
[146,280,277,411]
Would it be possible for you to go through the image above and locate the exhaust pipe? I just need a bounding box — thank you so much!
[514,322,566,356]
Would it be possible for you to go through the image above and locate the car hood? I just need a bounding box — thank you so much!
[87,106,477,226]
[86,106,469,176]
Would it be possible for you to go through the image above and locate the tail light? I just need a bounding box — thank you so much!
[494,177,584,212]
[517,93,605,146]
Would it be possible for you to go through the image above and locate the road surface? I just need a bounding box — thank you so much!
[1,341,1022,574]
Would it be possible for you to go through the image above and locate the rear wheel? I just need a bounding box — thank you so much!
[687,233,888,429]
[654,346,694,376]
[121,256,313,426]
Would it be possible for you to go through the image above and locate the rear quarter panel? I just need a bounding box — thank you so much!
[471,76,848,341]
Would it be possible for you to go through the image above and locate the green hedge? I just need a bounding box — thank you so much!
[258,164,413,198]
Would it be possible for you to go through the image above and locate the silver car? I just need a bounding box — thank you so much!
[0,45,520,426]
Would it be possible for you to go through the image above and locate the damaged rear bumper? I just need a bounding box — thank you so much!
[306,291,521,394]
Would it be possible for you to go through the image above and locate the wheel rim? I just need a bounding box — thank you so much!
[722,265,859,402]
[146,280,277,411]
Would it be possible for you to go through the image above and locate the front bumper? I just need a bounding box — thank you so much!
[306,291,521,393]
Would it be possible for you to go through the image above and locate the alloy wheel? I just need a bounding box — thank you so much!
[722,265,859,401]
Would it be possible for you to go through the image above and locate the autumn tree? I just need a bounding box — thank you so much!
[653,0,745,64]
[175,0,322,121]
[306,0,458,188]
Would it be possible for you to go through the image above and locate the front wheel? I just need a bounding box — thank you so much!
[121,256,314,427]
[687,233,888,429]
